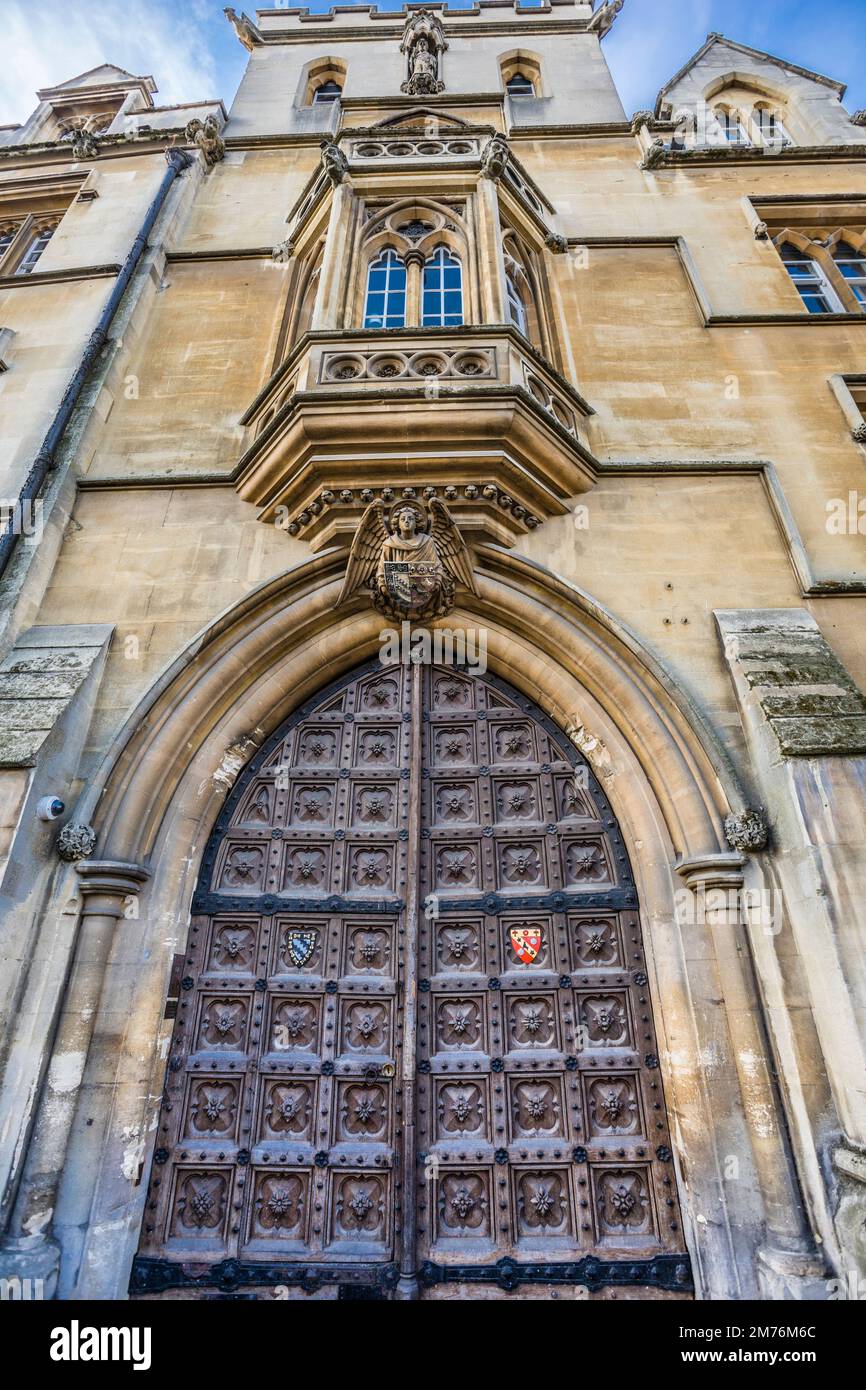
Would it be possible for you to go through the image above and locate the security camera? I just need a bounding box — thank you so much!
[36,796,65,822]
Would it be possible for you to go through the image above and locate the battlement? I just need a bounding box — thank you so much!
[255,1,596,34]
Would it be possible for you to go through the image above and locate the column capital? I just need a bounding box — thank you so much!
[676,852,745,892]
[75,860,150,901]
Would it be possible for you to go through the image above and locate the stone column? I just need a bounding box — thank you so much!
[475,175,508,325]
[0,861,149,1298]
[312,180,355,330]
[676,851,825,1298]
[404,248,424,327]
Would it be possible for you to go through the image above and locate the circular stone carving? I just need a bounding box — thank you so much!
[56,823,97,862]
[452,352,490,377]
[408,351,448,377]
[326,355,365,382]
[724,808,769,852]
[368,353,408,380]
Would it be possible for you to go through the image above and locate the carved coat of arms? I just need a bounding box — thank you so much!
[339,498,478,620]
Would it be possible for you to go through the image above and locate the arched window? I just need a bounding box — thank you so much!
[421,246,463,327]
[363,249,407,328]
[832,242,866,306]
[780,243,842,314]
[16,221,58,276]
[714,106,748,145]
[505,267,528,334]
[506,72,535,97]
[312,79,342,105]
[754,105,792,147]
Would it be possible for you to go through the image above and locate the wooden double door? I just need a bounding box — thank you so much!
[132,660,691,1299]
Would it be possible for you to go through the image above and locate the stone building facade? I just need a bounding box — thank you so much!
[0,1,864,1302]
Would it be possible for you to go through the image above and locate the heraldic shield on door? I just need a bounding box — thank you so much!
[131,660,693,1299]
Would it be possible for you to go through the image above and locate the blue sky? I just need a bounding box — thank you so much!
[1,0,864,126]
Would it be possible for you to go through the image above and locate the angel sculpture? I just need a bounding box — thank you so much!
[339,498,478,620]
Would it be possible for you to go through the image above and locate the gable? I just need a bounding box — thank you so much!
[656,33,845,116]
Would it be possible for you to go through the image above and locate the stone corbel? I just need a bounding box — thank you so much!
[185,115,225,170]
[724,808,769,852]
[480,134,509,182]
[320,140,349,187]
[224,7,262,51]
[640,138,668,171]
[630,110,654,137]
[544,232,568,255]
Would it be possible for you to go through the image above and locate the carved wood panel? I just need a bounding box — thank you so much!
[134,663,413,1291]
[133,661,690,1298]
[415,666,689,1287]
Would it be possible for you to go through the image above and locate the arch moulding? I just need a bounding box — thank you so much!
[56,546,815,1299]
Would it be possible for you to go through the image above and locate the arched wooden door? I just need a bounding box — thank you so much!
[132,660,692,1299]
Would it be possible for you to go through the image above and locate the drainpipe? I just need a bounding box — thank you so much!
[0,146,192,581]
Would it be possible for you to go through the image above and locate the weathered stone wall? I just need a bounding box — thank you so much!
[0,5,865,1301]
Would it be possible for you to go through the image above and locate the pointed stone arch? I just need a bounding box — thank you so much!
[40,546,817,1299]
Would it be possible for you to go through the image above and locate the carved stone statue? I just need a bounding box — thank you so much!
[339,498,478,620]
[71,130,99,160]
[320,140,349,186]
[402,38,444,95]
[481,134,510,182]
[545,231,568,254]
[641,138,667,171]
[400,11,447,95]
[630,110,654,136]
[185,115,225,169]
[224,7,261,51]
[588,0,625,39]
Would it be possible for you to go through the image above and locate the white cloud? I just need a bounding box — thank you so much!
[0,0,221,126]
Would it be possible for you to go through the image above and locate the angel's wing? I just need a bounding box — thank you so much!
[429,498,478,595]
[339,499,390,604]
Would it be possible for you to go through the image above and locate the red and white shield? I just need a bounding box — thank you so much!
[509,926,542,965]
